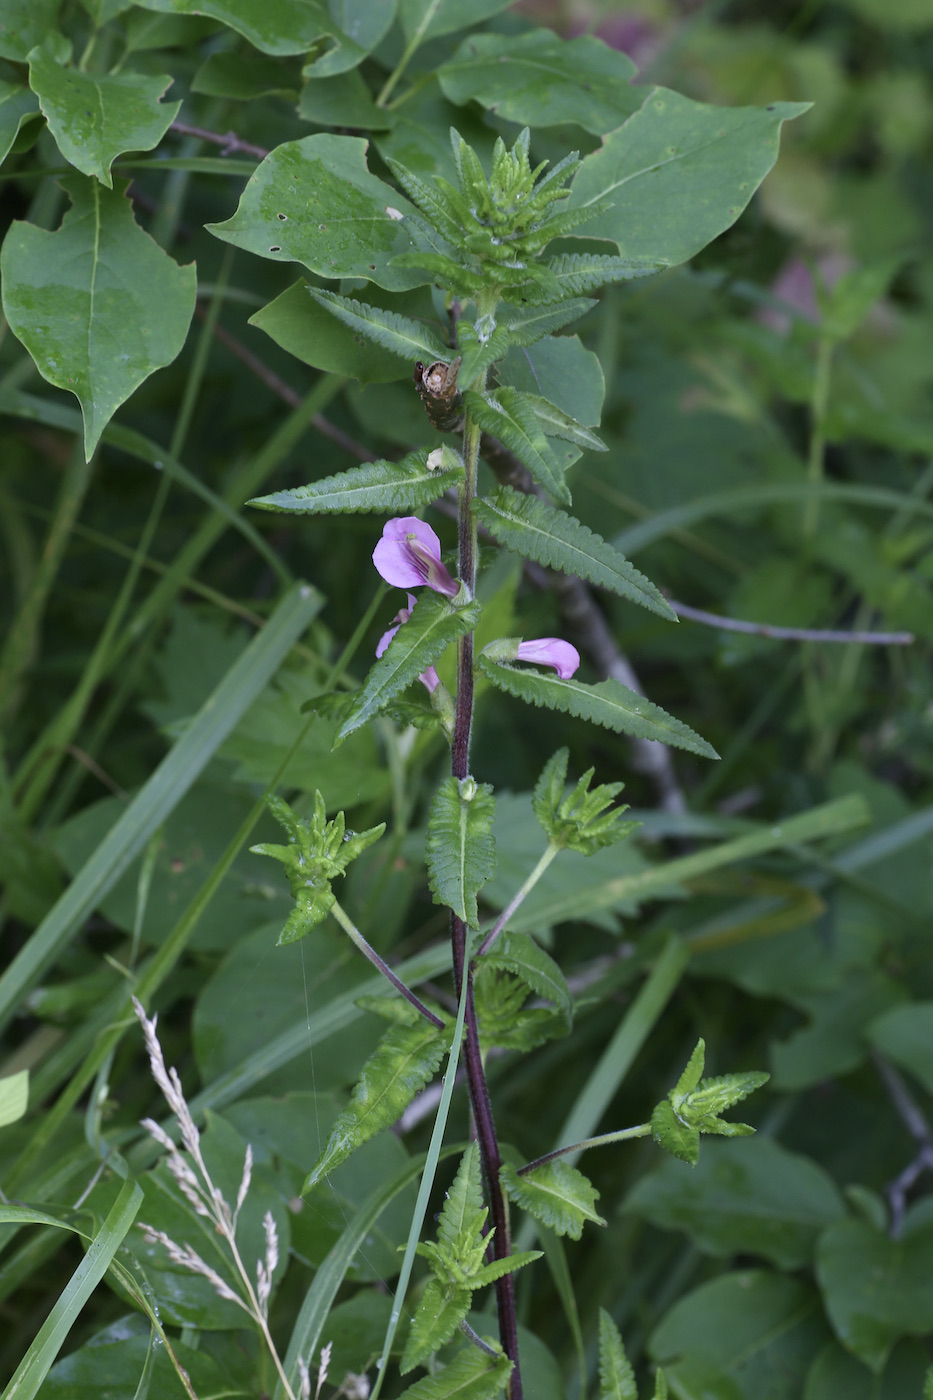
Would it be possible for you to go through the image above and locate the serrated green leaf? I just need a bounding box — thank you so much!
[401,1278,473,1373]
[28,49,180,188]
[522,395,607,452]
[207,133,439,291]
[308,287,450,361]
[462,389,570,505]
[474,488,674,618]
[439,30,640,135]
[250,280,410,382]
[598,1309,637,1400]
[437,1142,486,1256]
[397,1341,512,1400]
[501,1160,605,1240]
[304,1018,448,1189]
[672,1038,705,1098]
[477,657,719,758]
[567,88,810,266]
[0,176,196,459]
[250,449,463,514]
[425,775,496,926]
[651,1099,701,1167]
[500,298,596,346]
[338,592,481,741]
[0,1069,29,1128]
[535,253,665,299]
[531,747,638,856]
[480,930,571,1033]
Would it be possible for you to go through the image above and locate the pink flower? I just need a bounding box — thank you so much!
[373,517,459,599]
[516,638,580,679]
[375,594,442,694]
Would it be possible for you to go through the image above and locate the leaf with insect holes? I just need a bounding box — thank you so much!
[307,287,450,362]
[338,592,481,742]
[250,449,463,515]
[462,389,570,506]
[651,1039,770,1167]
[425,776,496,926]
[598,1309,637,1400]
[501,1159,605,1240]
[303,1017,449,1190]
[474,487,674,619]
[396,1343,512,1400]
[478,657,719,758]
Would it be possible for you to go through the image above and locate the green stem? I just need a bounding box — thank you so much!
[476,843,560,957]
[518,1124,651,1176]
[375,0,441,107]
[329,900,445,1029]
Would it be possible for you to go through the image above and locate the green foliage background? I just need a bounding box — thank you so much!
[0,0,931,1395]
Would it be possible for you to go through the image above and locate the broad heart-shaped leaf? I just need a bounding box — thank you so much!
[439,30,640,135]
[500,334,604,426]
[250,280,409,382]
[27,49,180,188]
[303,1017,449,1190]
[302,0,397,77]
[477,657,719,759]
[0,176,196,459]
[0,81,40,166]
[425,775,496,927]
[567,88,810,266]
[474,487,675,620]
[207,134,438,292]
[815,1217,933,1372]
[131,0,330,56]
[481,930,571,1034]
[397,1341,512,1400]
[462,388,570,506]
[251,448,463,514]
[501,1160,605,1241]
[598,1308,637,1400]
[402,1278,473,1374]
[338,592,481,741]
[0,0,59,62]
[308,287,450,361]
[399,0,512,43]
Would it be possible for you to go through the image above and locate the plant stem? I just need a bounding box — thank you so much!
[804,332,833,540]
[476,842,560,957]
[449,348,523,1395]
[518,1124,651,1175]
[329,900,445,1029]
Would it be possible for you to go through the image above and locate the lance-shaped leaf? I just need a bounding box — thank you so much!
[651,1039,770,1167]
[308,287,450,362]
[250,281,411,383]
[525,253,665,301]
[481,930,572,1033]
[567,88,811,267]
[338,592,481,741]
[304,1017,449,1190]
[475,487,675,620]
[251,448,463,515]
[478,656,718,758]
[397,1343,512,1400]
[439,30,641,135]
[425,776,496,927]
[500,298,596,346]
[207,133,439,291]
[28,48,180,188]
[0,176,196,459]
[598,1309,638,1400]
[501,1159,605,1240]
[462,388,570,506]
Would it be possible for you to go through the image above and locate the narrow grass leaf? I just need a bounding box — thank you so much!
[0,584,321,1033]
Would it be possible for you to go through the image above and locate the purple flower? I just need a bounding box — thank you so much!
[373,517,459,599]
[375,594,442,695]
[516,638,580,679]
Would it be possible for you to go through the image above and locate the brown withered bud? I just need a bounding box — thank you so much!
[413,356,463,433]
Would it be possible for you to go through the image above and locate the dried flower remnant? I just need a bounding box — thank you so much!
[373,516,460,598]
